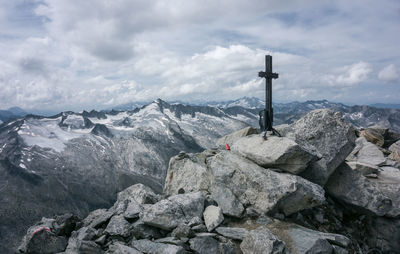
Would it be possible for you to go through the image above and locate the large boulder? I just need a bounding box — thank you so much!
[165,150,325,217]
[164,151,213,195]
[141,192,205,230]
[359,128,385,147]
[325,162,400,217]
[231,135,316,174]
[216,126,258,148]
[277,109,356,186]
[104,215,132,238]
[240,226,286,254]
[209,151,325,216]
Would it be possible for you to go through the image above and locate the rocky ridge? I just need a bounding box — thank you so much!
[18,109,400,253]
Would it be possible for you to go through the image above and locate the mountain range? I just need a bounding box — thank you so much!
[1,97,400,252]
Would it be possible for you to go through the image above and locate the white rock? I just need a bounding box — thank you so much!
[203,205,224,232]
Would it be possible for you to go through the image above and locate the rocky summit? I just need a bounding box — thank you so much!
[17,109,400,253]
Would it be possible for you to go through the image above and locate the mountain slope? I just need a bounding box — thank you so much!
[0,99,249,253]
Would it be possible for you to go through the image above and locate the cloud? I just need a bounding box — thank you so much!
[378,64,399,83]
[336,62,372,85]
[1,0,400,110]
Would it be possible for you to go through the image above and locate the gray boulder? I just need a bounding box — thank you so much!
[240,226,286,254]
[231,135,315,174]
[216,126,258,148]
[131,239,186,254]
[211,186,244,218]
[203,205,224,232]
[141,192,204,230]
[208,151,325,216]
[189,235,219,254]
[326,162,400,217]
[278,109,356,186]
[164,151,212,196]
[104,215,131,238]
[131,219,165,239]
[65,239,103,254]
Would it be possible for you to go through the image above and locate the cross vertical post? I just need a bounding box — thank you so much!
[258,55,279,137]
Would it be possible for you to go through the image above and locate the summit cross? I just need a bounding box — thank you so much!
[258,55,280,137]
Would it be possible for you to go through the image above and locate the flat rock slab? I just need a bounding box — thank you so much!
[108,242,142,254]
[216,227,249,241]
[216,126,258,148]
[231,135,315,174]
[355,137,386,166]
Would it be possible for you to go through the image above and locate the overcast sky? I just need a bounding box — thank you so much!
[0,0,399,111]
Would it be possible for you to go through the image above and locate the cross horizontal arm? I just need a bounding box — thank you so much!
[258,71,279,79]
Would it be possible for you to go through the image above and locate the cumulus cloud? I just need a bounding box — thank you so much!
[378,64,399,83]
[1,0,400,110]
[336,62,372,85]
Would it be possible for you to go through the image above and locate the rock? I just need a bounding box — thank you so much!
[83,209,114,229]
[131,219,165,239]
[231,135,315,174]
[326,162,400,217]
[211,186,244,218]
[388,151,400,163]
[240,226,286,254]
[171,224,194,238]
[65,239,103,254]
[215,227,249,241]
[352,137,386,166]
[192,224,207,233]
[219,239,241,254]
[53,213,81,237]
[70,226,97,241]
[187,216,203,227]
[19,229,68,254]
[332,245,348,254]
[389,140,400,154]
[123,201,142,220]
[132,239,186,254]
[155,237,188,246]
[117,183,159,205]
[141,192,204,230]
[366,217,400,253]
[203,205,224,232]
[104,215,131,238]
[278,109,356,186]
[189,235,219,254]
[107,242,142,254]
[216,126,258,148]
[360,128,385,147]
[265,220,349,253]
[164,152,212,196]
[112,184,159,216]
[94,235,107,246]
[208,151,325,216]
[346,161,380,176]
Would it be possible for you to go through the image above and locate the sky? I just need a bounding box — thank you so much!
[0,0,399,112]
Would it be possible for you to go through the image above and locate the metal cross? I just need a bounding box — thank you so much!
[258,55,280,137]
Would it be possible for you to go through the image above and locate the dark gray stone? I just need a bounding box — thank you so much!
[215,227,249,241]
[189,235,219,254]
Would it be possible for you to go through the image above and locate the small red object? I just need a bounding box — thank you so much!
[33,227,51,236]
[225,144,230,150]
